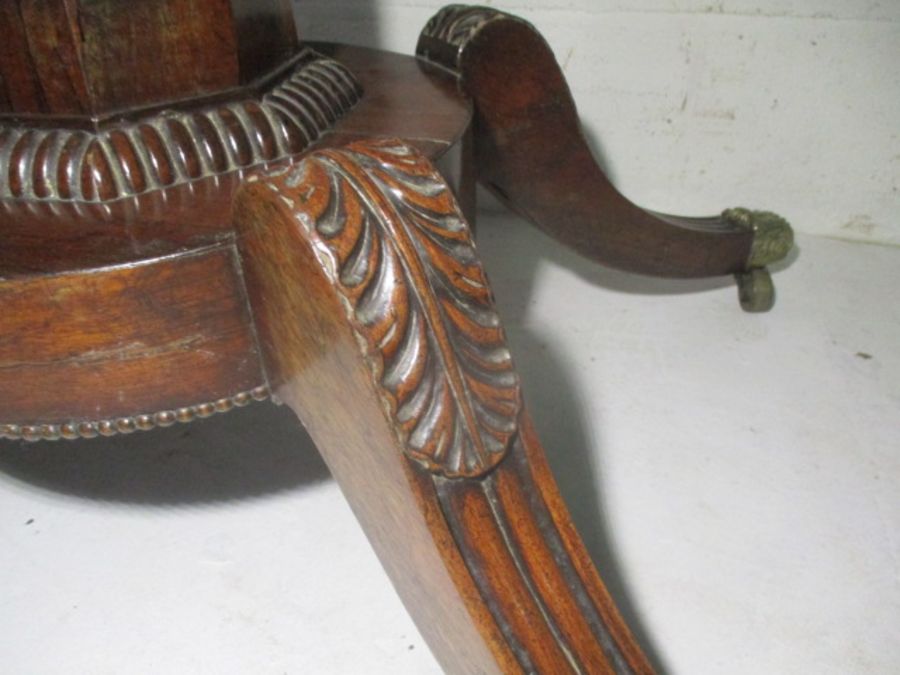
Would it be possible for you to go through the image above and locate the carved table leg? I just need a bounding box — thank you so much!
[234,139,653,673]
[417,6,793,309]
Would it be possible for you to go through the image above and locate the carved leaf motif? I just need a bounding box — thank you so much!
[421,5,505,51]
[280,139,521,478]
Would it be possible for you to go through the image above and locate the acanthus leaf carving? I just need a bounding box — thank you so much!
[266,139,521,478]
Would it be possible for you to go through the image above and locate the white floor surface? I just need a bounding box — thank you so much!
[1,208,898,674]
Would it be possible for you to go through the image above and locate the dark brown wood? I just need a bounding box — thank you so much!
[0,1,90,115]
[0,244,263,428]
[0,49,362,202]
[233,138,653,674]
[0,44,475,439]
[417,6,790,279]
[0,3,791,669]
[0,0,297,119]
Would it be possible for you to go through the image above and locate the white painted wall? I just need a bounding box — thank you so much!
[295,1,900,245]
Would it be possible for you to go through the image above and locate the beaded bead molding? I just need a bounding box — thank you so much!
[1,386,269,442]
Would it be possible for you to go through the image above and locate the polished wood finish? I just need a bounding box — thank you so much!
[0,243,262,425]
[0,0,296,119]
[234,138,652,673]
[417,6,790,279]
[0,49,362,203]
[0,44,474,440]
[1,2,792,670]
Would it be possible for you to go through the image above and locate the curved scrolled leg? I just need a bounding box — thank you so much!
[417,5,792,308]
[234,138,653,673]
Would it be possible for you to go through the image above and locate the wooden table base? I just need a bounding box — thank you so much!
[417,6,793,311]
[234,139,652,673]
[0,3,797,672]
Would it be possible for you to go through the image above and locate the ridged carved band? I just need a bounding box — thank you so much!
[0,386,269,442]
[416,5,510,68]
[417,5,522,70]
[0,49,362,203]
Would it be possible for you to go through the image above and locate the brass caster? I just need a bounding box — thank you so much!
[735,267,775,312]
[722,208,794,269]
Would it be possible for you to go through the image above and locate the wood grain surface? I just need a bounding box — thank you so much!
[0,0,297,118]
[0,44,474,435]
[417,6,763,278]
[234,138,653,674]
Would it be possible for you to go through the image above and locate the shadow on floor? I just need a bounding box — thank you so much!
[0,402,329,505]
[0,186,801,672]
[488,213,797,675]
[477,208,678,673]
[0,200,769,671]
[0,3,810,670]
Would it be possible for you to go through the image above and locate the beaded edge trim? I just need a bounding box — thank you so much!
[1,386,269,442]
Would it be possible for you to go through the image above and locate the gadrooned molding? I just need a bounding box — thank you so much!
[0,48,362,203]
